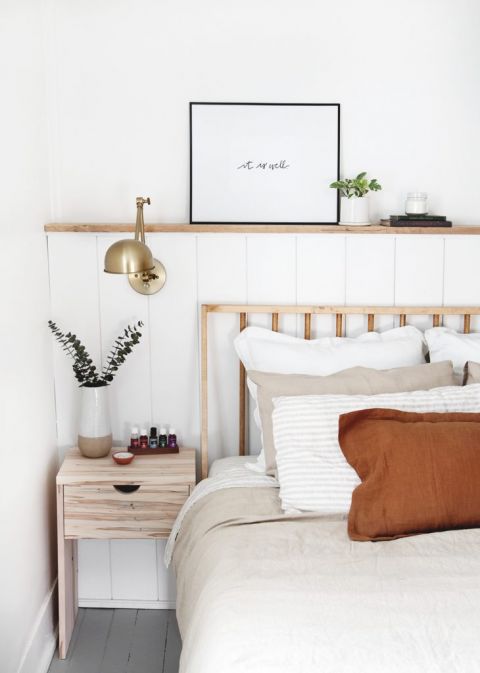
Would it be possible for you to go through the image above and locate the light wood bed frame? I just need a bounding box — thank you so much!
[200,304,480,479]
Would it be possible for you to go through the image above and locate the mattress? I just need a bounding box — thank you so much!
[169,473,480,673]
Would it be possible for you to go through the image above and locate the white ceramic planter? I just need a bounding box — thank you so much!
[78,386,112,458]
[340,195,370,225]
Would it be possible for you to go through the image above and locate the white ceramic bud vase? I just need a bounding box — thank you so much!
[78,386,112,458]
[340,195,370,225]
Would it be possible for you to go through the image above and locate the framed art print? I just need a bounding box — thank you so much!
[190,102,340,224]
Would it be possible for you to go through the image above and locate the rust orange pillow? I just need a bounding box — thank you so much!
[338,408,480,541]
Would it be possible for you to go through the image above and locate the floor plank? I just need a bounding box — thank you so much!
[48,609,180,673]
[99,609,138,673]
[163,611,182,673]
[68,609,114,673]
[126,610,169,673]
[48,610,86,673]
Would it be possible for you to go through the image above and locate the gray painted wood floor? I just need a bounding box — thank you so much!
[48,609,181,673]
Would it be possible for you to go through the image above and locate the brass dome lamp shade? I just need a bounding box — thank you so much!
[104,197,166,295]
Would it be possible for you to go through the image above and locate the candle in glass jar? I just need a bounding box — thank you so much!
[405,192,428,215]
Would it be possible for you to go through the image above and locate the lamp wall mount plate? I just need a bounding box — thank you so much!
[128,258,167,295]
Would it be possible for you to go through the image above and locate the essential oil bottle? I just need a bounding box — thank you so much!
[159,428,168,448]
[149,427,158,449]
[168,428,178,450]
[139,429,149,450]
[130,427,139,450]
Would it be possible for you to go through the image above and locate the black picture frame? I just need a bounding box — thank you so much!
[189,102,340,225]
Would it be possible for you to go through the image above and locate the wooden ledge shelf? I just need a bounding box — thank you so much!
[44,223,480,235]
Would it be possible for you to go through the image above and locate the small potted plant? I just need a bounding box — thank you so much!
[49,320,143,458]
[330,172,382,225]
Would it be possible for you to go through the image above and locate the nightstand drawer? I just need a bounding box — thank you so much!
[63,484,188,539]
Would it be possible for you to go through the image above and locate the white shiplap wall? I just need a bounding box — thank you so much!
[48,231,480,607]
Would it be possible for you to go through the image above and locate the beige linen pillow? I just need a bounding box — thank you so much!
[249,360,456,476]
[464,361,480,385]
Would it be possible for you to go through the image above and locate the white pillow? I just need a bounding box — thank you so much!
[426,327,480,379]
[208,456,258,477]
[272,384,480,514]
[235,325,426,381]
[235,324,427,473]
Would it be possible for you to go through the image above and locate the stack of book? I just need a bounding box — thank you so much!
[381,215,452,227]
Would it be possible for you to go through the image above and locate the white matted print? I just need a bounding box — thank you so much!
[190,103,340,224]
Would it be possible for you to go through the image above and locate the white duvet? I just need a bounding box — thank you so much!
[170,468,480,673]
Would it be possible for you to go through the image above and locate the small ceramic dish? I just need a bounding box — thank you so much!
[112,451,135,465]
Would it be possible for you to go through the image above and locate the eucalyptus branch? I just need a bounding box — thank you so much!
[100,322,143,382]
[48,320,144,387]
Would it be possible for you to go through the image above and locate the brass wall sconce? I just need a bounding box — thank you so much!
[104,197,166,295]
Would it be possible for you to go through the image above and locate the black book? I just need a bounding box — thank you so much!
[391,214,447,222]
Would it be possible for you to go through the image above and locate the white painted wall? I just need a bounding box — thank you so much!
[0,2,57,672]
[43,0,480,606]
[49,0,480,225]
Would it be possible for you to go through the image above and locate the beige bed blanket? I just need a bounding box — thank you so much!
[173,485,480,673]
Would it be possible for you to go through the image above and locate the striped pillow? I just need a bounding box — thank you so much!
[272,384,480,514]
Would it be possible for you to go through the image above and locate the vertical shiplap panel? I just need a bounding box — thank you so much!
[96,234,151,444]
[246,235,297,452]
[48,233,101,452]
[48,233,111,603]
[110,540,158,600]
[147,233,197,605]
[96,234,154,602]
[345,236,395,335]
[197,235,247,462]
[444,236,480,332]
[148,234,198,452]
[395,236,445,331]
[247,235,297,332]
[78,540,111,601]
[296,235,346,337]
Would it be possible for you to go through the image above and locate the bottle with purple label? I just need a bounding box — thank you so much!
[167,428,178,450]
[139,429,149,450]
[130,427,139,450]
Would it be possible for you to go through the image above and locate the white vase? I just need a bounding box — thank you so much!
[340,195,370,225]
[78,386,112,458]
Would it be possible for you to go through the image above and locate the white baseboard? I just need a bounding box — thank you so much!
[79,598,176,610]
[17,580,58,673]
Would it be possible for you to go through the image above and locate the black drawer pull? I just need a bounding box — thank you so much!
[113,485,141,494]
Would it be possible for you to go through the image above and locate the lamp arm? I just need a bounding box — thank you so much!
[134,196,151,243]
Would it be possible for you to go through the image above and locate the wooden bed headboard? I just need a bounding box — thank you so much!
[200,304,480,479]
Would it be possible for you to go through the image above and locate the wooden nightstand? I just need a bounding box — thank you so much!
[56,447,196,658]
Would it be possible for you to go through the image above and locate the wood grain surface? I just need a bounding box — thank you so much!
[57,447,196,486]
[64,485,188,539]
[45,223,480,234]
